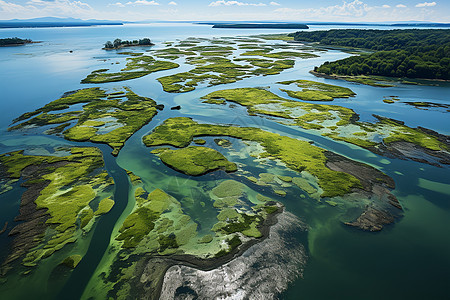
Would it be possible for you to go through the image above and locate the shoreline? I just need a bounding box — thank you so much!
[132,204,284,299]
[0,41,41,47]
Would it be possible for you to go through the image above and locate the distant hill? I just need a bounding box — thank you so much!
[0,17,123,28]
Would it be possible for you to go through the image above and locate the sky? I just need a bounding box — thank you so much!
[0,0,449,22]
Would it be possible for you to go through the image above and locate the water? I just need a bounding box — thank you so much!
[0,23,449,299]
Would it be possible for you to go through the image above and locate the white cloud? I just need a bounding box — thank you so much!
[382,4,390,8]
[274,0,372,18]
[109,2,125,7]
[270,1,280,6]
[209,1,266,7]
[126,0,159,5]
[0,0,99,20]
[416,1,436,7]
[168,1,177,5]
[396,4,407,7]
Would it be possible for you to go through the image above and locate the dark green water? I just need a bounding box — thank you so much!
[0,23,449,299]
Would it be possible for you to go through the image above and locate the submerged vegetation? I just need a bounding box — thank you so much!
[9,87,160,156]
[81,55,179,83]
[278,79,356,101]
[143,117,362,197]
[201,88,449,164]
[0,147,114,273]
[80,36,321,92]
[1,29,448,300]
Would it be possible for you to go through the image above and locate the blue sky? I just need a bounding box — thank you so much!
[0,0,448,22]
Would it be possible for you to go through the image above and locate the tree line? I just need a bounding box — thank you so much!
[0,37,32,46]
[104,38,154,49]
[290,29,450,80]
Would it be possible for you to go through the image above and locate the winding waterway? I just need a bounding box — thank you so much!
[0,23,449,299]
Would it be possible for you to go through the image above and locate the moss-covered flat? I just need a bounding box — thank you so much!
[202,88,450,166]
[142,117,402,231]
[81,55,179,83]
[152,146,237,176]
[9,87,161,156]
[0,147,114,273]
[279,79,356,101]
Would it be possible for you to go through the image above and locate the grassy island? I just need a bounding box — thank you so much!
[81,55,179,84]
[0,147,114,272]
[87,167,282,299]
[201,87,449,165]
[278,79,356,101]
[152,146,237,176]
[143,117,361,197]
[9,87,161,156]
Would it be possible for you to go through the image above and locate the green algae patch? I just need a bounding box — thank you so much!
[10,87,160,156]
[143,118,362,197]
[126,170,142,185]
[155,146,237,176]
[198,234,213,244]
[157,59,250,93]
[312,72,396,87]
[95,197,115,215]
[201,87,355,129]
[201,88,448,162]
[116,188,198,250]
[62,255,83,269]
[81,56,179,83]
[256,34,294,41]
[274,189,287,196]
[277,175,293,182]
[292,177,317,194]
[79,208,94,229]
[150,37,319,93]
[212,180,246,198]
[378,116,448,151]
[279,80,356,101]
[193,138,206,145]
[0,147,114,270]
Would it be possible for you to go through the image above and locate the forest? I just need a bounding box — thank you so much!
[0,37,32,46]
[104,38,154,49]
[290,29,450,80]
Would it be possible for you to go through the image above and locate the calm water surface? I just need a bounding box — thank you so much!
[0,23,449,299]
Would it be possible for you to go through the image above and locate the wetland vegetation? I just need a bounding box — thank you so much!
[1,26,449,300]
[9,87,161,156]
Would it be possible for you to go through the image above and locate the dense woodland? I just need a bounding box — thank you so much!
[0,37,32,46]
[290,29,450,80]
[104,38,154,49]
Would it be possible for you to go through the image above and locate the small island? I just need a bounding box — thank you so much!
[103,38,154,50]
[0,37,34,47]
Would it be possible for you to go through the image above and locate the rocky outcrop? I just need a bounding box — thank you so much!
[159,211,307,299]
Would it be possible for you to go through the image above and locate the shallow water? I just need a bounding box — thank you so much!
[0,23,449,299]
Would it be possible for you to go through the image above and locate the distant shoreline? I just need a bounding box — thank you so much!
[0,22,123,29]
[212,23,309,29]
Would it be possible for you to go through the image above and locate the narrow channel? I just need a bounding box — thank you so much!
[58,143,131,300]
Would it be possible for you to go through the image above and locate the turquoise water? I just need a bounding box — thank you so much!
[0,23,449,299]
